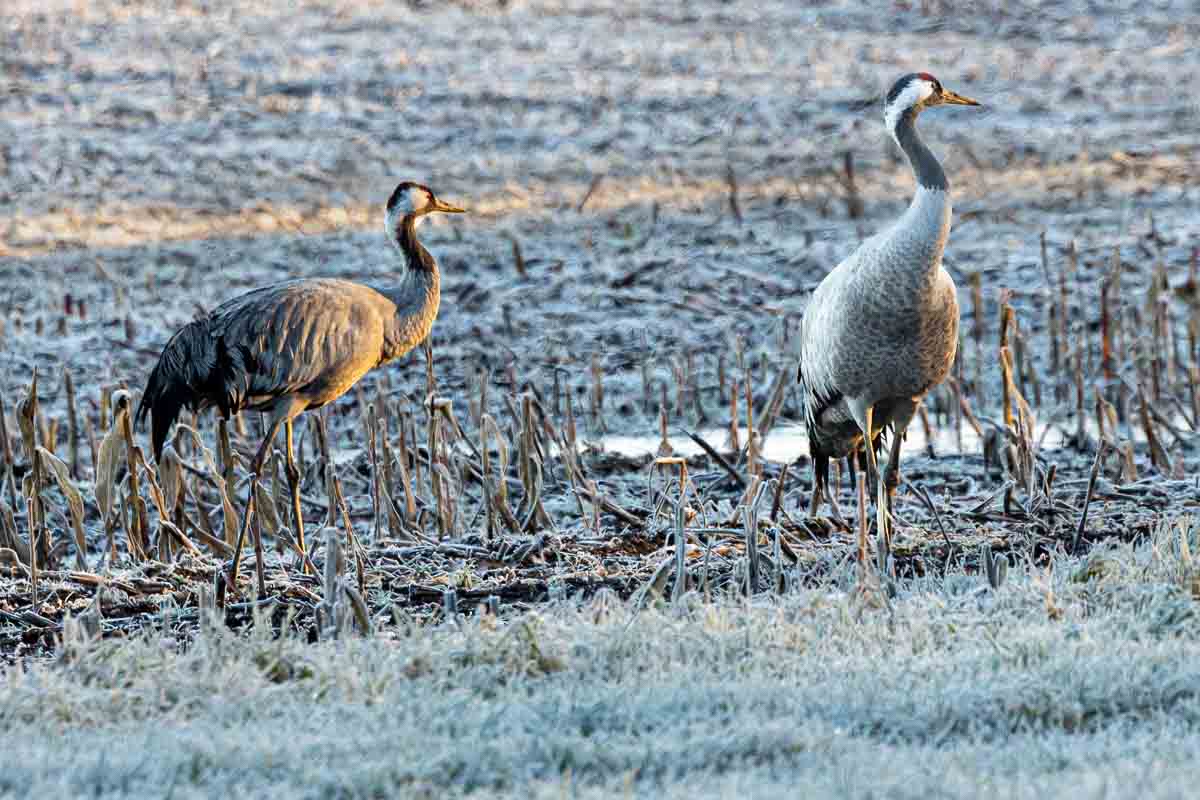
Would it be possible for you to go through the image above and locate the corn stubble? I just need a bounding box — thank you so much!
[0,223,1197,660]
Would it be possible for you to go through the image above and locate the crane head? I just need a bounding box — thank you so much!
[386,181,467,231]
[883,72,980,133]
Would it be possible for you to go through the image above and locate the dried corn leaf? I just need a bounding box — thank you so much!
[0,547,29,576]
[0,501,27,564]
[192,432,239,544]
[15,370,38,458]
[121,486,147,561]
[341,578,372,635]
[254,480,278,537]
[159,444,183,515]
[322,526,342,597]
[157,519,201,556]
[95,402,127,519]
[36,446,88,570]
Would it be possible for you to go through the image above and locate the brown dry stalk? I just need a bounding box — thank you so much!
[1100,278,1113,384]
[424,338,437,400]
[770,463,789,523]
[1072,441,1109,553]
[116,390,149,558]
[226,476,257,592]
[577,174,603,213]
[217,418,235,491]
[518,393,551,531]
[724,383,734,462]
[428,414,445,540]
[326,464,366,594]
[35,446,88,571]
[507,233,527,278]
[656,403,673,458]
[998,298,1015,429]
[63,367,80,478]
[946,377,984,439]
[16,369,38,464]
[0,390,17,514]
[26,492,38,608]
[480,414,520,536]
[999,346,1016,431]
[99,386,112,433]
[1073,347,1087,446]
[651,457,689,509]
[377,432,405,541]
[726,163,743,225]
[1138,391,1172,473]
[395,411,417,525]
[1191,366,1200,429]
[367,404,382,544]
[856,472,869,571]
[590,353,605,433]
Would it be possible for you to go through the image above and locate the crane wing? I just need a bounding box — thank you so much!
[203,278,389,412]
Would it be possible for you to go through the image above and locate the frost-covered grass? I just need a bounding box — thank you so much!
[4,520,1200,799]
[2,2,1200,797]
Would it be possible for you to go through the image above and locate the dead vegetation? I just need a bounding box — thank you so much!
[7,525,1200,798]
[1,0,1200,794]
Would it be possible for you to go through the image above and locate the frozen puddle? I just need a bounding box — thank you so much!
[589,420,1085,465]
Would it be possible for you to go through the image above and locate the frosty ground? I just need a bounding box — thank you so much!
[6,535,1200,799]
[2,1,1200,797]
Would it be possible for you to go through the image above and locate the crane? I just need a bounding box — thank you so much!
[799,73,979,529]
[136,181,465,561]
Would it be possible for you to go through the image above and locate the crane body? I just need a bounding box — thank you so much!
[137,182,464,560]
[799,73,979,520]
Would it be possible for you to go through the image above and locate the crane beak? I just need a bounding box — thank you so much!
[939,88,981,107]
[433,199,467,214]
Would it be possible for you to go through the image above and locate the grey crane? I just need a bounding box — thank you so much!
[136,181,465,559]
[799,72,979,522]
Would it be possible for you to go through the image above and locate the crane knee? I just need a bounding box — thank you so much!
[883,465,900,490]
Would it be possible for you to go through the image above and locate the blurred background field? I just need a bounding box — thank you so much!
[1,1,1199,797]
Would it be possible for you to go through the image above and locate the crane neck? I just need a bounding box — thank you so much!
[886,109,953,277]
[379,213,440,316]
[394,214,438,276]
[891,109,947,192]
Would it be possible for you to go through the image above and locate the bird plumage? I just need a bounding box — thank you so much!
[798,73,978,516]
[136,181,459,462]
[136,276,439,460]
[135,181,464,564]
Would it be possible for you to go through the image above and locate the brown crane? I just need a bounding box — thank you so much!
[136,181,465,560]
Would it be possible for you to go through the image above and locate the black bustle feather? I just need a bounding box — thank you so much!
[135,319,241,462]
[135,358,191,463]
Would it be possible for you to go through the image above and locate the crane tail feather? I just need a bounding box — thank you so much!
[142,370,190,463]
[137,319,230,462]
[136,351,195,463]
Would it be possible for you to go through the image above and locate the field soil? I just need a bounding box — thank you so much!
[2,1,1200,797]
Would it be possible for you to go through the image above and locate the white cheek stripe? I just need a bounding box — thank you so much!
[883,80,934,134]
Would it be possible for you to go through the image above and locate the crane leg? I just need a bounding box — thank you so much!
[284,418,309,573]
[232,417,284,579]
[848,402,888,545]
[854,442,876,499]
[849,435,884,500]
[860,406,880,497]
[882,431,903,518]
[250,417,284,475]
[827,459,848,528]
[808,453,828,517]
[881,402,918,517]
